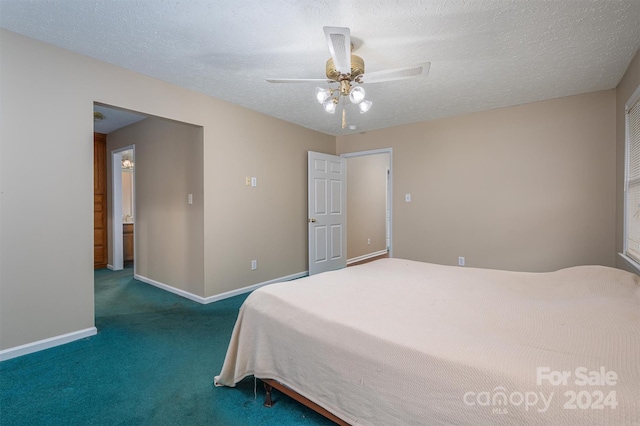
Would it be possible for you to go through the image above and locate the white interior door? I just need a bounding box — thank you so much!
[308,151,347,275]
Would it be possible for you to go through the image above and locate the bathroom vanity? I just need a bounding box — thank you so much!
[123,223,134,263]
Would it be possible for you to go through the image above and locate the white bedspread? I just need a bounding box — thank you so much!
[215,259,640,425]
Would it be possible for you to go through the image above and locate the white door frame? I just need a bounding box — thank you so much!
[110,145,135,271]
[341,148,393,258]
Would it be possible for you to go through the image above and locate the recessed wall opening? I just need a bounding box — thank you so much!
[92,101,205,324]
[93,103,146,272]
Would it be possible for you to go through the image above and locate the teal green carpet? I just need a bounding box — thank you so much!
[0,267,334,425]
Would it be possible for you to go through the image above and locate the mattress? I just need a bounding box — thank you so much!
[215,258,640,425]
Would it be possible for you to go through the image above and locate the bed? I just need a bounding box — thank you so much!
[214,258,640,425]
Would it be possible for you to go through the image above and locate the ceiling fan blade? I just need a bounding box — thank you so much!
[359,62,430,84]
[323,26,352,75]
[266,78,334,84]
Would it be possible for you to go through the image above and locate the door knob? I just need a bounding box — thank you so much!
[308,218,316,223]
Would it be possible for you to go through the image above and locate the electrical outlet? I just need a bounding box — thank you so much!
[458,256,465,267]
[251,177,257,187]
[251,260,257,270]
[405,194,411,202]
[367,238,371,245]
[245,176,251,186]
[187,193,193,205]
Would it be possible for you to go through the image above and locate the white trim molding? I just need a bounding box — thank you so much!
[110,145,135,272]
[0,327,97,362]
[626,84,640,112]
[134,272,309,305]
[623,85,640,264]
[618,252,640,275]
[347,250,388,265]
[134,274,206,303]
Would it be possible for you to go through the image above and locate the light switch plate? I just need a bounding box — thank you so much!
[405,194,411,202]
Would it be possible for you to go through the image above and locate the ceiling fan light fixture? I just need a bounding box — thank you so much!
[323,99,337,114]
[358,99,372,114]
[315,87,331,104]
[267,27,429,128]
[349,86,366,104]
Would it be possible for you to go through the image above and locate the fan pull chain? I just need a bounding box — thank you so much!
[342,108,346,129]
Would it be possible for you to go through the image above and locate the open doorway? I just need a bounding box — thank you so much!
[93,103,146,272]
[342,149,392,264]
[93,101,205,304]
[111,146,135,271]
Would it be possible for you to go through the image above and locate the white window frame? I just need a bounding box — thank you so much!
[622,84,640,271]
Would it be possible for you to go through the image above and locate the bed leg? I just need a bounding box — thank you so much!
[263,382,274,408]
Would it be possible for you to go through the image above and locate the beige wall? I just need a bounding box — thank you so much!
[1,30,94,350]
[347,154,388,259]
[107,117,205,296]
[0,29,334,351]
[202,113,335,296]
[0,26,630,353]
[338,90,617,272]
[616,50,640,273]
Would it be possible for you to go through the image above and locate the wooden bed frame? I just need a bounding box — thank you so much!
[261,379,350,426]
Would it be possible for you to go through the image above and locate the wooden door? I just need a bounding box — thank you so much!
[308,151,347,275]
[94,133,108,269]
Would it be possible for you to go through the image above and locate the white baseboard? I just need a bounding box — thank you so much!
[0,272,309,362]
[0,327,97,362]
[347,250,388,265]
[134,274,207,303]
[617,253,640,275]
[134,271,309,305]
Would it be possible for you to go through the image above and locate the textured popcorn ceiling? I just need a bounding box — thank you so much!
[1,0,639,136]
[93,104,146,134]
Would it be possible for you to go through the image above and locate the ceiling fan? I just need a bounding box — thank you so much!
[267,26,430,128]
